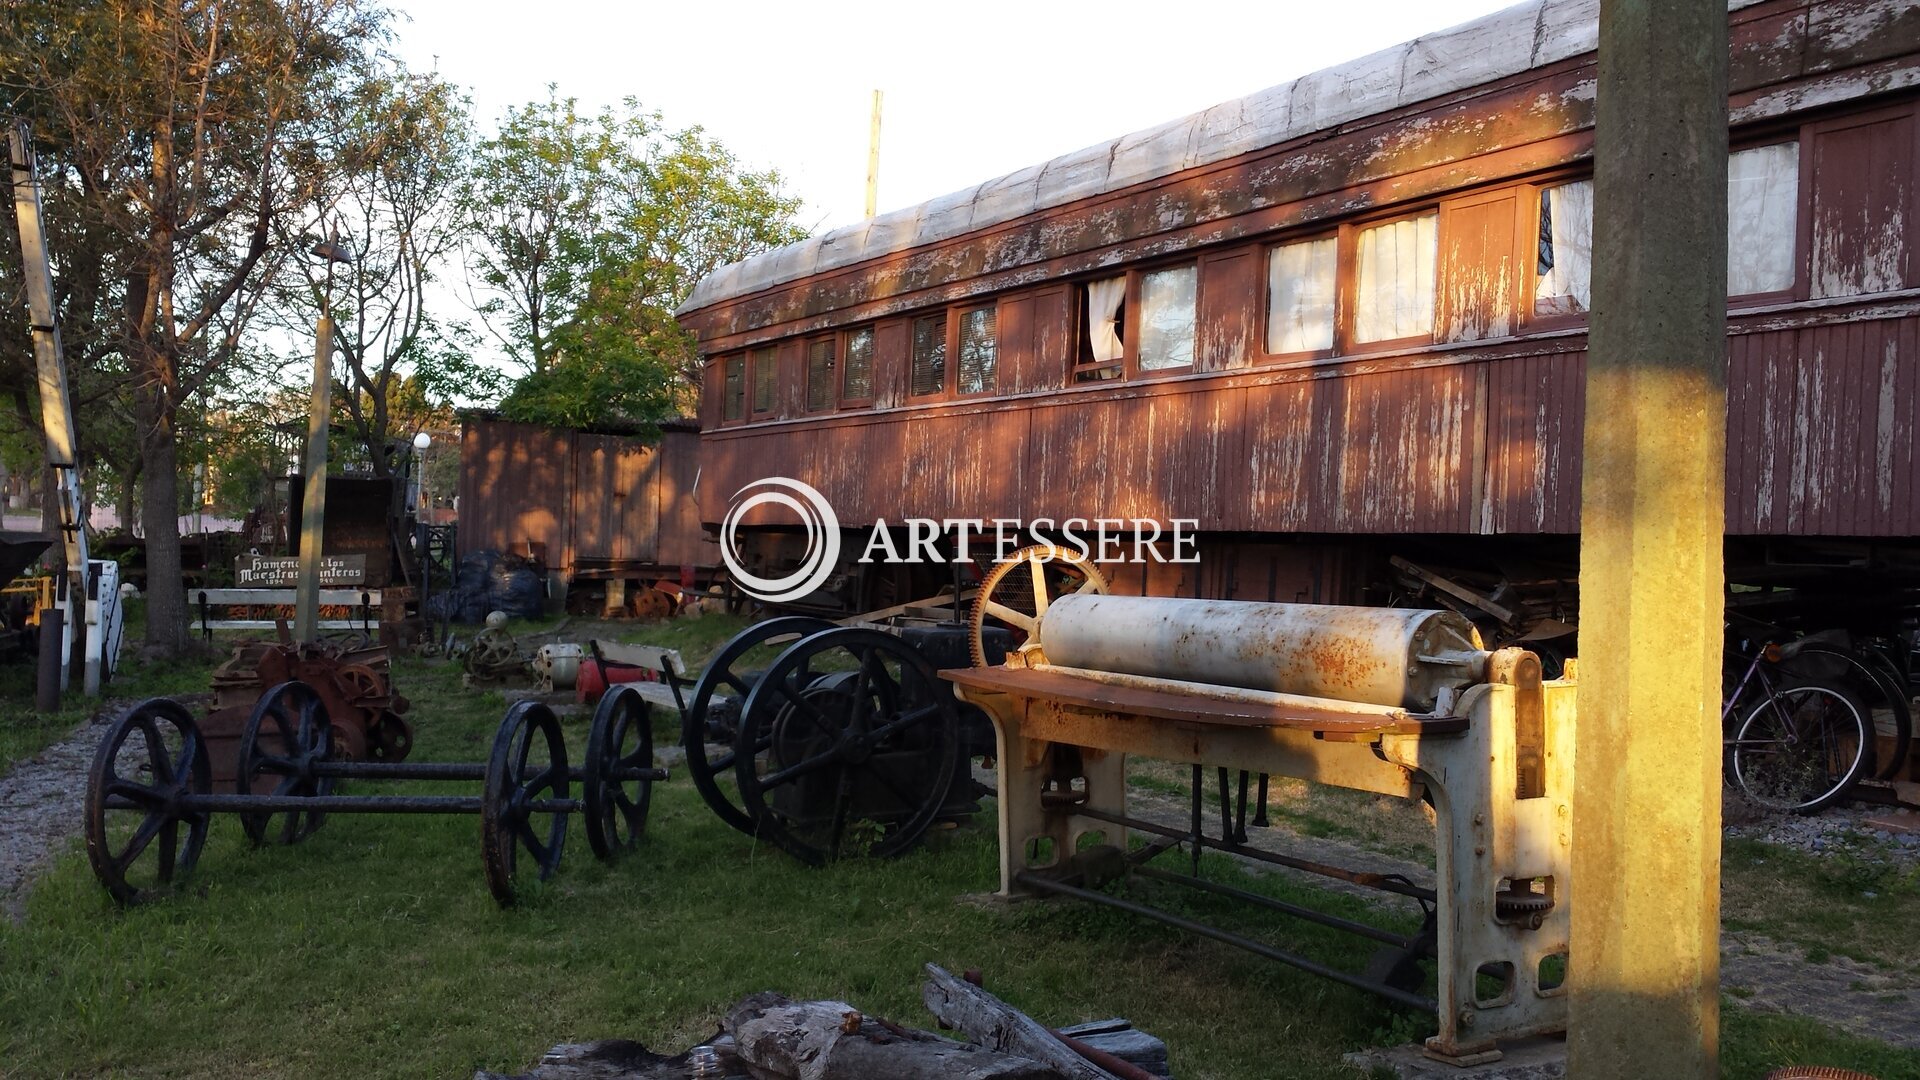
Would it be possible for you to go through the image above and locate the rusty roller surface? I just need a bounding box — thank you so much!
[1036,594,1488,711]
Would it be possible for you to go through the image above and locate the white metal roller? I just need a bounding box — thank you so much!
[1036,594,1487,711]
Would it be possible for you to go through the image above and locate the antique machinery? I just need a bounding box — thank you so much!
[83,685,661,907]
[947,546,1574,1067]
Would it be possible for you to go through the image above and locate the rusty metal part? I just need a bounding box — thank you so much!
[207,641,412,775]
[967,544,1110,669]
[1038,594,1487,711]
[87,689,666,908]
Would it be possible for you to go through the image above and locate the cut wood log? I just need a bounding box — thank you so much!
[724,991,1065,1080]
[472,1036,735,1080]
[1055,1022,1172,1079]
[922,965,1124,1080]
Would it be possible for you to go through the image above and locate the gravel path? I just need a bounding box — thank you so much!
[0,713,108,923]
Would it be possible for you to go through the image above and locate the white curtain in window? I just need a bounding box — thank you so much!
[1354,213,1437,343]
[1087,276,1126,362]
[1267,237,1338,354]
[1728,142,1798,296]
[1534,180,1594,315]
[1138,265,1197,370]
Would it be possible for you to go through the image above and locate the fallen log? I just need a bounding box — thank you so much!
[724,991,1065,1080]
[921,965,1123,1080]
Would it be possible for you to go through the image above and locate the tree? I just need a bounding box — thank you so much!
[468,92,805,433]
[278,63,500,478]
[1,0,386,655]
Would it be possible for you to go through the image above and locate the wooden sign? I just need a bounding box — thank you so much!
[235,553,366,588]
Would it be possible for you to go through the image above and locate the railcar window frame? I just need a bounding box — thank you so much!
[909,312,949,399]
[1131,261,1199,378]
[1727,137,1803,305]
[1528,175,1595,331]
[1259,231,1341,365]
[804,335,836,413]
[838,325,877,408]
[749,344,779,418]
[720,353,746,423]
[954,302,999,398]
[1347,207,1440,351]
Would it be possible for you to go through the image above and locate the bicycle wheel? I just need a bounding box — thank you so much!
[1728,678,1872,813]
[1790,643,1910,781]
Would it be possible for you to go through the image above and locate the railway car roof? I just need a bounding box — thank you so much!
[679,0,1771,315]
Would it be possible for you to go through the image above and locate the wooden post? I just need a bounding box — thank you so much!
[1569,1,1727,1076]
[293,314,333,643]
[865,89,883,219]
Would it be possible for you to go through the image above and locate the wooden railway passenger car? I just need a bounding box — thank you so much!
[676,0,1920,632]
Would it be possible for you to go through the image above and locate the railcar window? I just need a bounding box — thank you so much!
[1138,265,1197,370]
[723,355,745,421]
[957,306,997,395]
[1728,142,1799,296]
[805,339,834,411]
[1535,180,1594,316]
[841,327,874,402]
[750,345,777,415]
[911,314,947,396]
[1266,237,1338,354]
[1354,212,1437,343]
[1076,276,1127,381]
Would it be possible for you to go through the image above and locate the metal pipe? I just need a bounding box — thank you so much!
[1013,872,1437,1013]
[1131,865,1415,948]
[1071,805,1436,902]
[1038,593,1487,710]
[107,794,583,814]
[301,761,669,783]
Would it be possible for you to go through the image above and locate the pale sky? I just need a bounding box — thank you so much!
[390,0,1515,238]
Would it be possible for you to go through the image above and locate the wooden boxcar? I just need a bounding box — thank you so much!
[456,415,712,586]
[676,0,1920,632]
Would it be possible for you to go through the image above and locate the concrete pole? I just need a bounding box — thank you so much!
[293,314,333,643]
[865,90,883,219]
[1569,2,1727,1077]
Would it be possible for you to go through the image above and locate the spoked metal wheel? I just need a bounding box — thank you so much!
[734,628,959,866]
[967,543,1109,667]
[683,616,834,834]
[482,701,569,906]
[84,699,212,906]
[236,680,335,846]
[584,684,653,859]
[1728,678,1873,813]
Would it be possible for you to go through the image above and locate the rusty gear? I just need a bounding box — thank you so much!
[968,544,1110,668]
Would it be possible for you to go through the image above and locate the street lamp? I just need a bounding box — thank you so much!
[412,431,432,518]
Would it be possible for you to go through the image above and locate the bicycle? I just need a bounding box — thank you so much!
[1722,638,1873,813]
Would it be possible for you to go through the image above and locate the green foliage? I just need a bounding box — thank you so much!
[465,90,806,430]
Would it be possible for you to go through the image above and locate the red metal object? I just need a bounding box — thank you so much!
[575,657,655,705]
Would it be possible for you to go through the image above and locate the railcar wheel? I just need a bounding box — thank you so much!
[84,699,211,906]
[482,701,569,906]
[733,628,959,866]
[236,680,335,846]
[584,685,652,860]
[683,616,835,835]
[967,544,1110,668]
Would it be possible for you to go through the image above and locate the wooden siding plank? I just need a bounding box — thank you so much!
[1198,247,1259,372]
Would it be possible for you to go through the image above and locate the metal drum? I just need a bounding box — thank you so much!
[1036,594,1486,711]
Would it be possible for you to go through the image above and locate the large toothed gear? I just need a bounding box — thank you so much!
[967,544,1110,669]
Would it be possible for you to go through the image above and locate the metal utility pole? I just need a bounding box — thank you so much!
[865,90,883,218]
[9,120,120,696]
[1569,2,1728,1077]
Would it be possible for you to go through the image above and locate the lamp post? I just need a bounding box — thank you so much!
[412,431,432,517]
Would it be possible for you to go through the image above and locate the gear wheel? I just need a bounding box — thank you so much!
[967,544,1110,668]
[1494,884,1555,929]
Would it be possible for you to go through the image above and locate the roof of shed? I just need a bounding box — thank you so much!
[680,0,1639,316]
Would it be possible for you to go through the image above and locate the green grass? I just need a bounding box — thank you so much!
[3,614,1917,1078]
[0,622,220,771]
[1722,836,1920,973]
